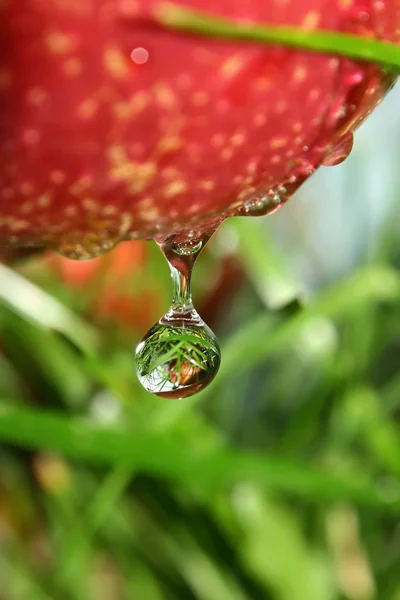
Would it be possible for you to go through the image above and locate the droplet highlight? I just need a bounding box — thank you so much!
[130,47,149,65]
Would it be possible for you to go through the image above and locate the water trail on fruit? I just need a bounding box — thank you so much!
[236,161,314,218]
[135,228,221,399]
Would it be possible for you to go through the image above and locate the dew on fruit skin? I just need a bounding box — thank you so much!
[52,232,122,260]
[135,228,221,399]
[240,187,284,217]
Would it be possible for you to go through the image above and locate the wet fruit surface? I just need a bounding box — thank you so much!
[0,0,399,255]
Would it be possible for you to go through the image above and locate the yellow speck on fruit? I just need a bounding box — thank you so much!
[270,137,288,149]
[26,87,48,107]
[253,113,267,127]
[211,133,225,148]
[50,170,66,185]
[276,100,288,113]
[309,88,321,101]
[158,135,183,153]
[247,161,258,174]
[113,91,149,120]
[20,182,34,196]
[19,201,34,214]
[118,0,140,16]
[255,77,272,91]
[78,98,99,120]
[138,198,160,222]
[154,83,177,108]
[192,91,209,106]
[107,145,126,164]
[9,219,29,232]
[198,179,215,191]
[293,66,307,83]
[23,129,40,145]
[193,47,214,65]
[221,148,233,161]
[64,57,83,77]
[120,212,133,234]
[231,133,245,147]
[102,205,118,216]
[163,180,188,198]
[65,205,78,217]
[302,11,321,29]
[104,47,130,79]
[187,202,201,215]
[140,207,160,221]
[45,31,75,55]
[38,193,52,208]
[176,73,192,90]
[109,150,157,195]
[329,58,340,70]
[220,56,245,78]
[83,198,98,212]
[69,176,93,197]
[162,167,180,180]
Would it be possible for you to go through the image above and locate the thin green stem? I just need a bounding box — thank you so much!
[157,3,400,73]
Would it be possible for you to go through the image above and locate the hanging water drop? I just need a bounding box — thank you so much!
[135,230,221,399]
[322,132,354,167]
[171,238,203,256]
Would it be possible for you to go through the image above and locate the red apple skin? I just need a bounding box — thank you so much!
[0,0,399,258]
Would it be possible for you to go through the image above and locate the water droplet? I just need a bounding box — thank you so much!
[357,10,370,22]
[241,189,283,217]
[322,132,354,167]
[52,232,121,260]
[135,230,221,399]
[130,47,149,65]
[171,239,203,255]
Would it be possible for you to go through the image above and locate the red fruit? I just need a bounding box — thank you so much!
[0,1,398,257]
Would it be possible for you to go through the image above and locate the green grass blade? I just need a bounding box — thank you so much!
[158,3,400,73]
[0,264,99,354]
[219,265,400,379]
[153,265,400,427]
[0,402,398,512]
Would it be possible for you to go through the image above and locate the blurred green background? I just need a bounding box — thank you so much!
[1,85,400,600]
